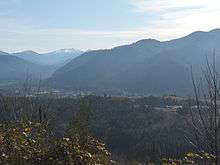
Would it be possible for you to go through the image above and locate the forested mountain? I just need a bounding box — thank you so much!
[1,29,220,94]
[0,94,209,164]
[49,29,220,94]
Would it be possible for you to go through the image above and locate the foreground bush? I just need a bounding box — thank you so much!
[0,121,114,165]
[162,152,216,165]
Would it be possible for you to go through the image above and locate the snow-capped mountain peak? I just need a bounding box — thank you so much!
[53,48,82,54]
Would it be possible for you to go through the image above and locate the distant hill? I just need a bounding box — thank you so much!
[12,50,42,65]
[13,49,83,65]
[48,29,220,95]
[0,52,56,86]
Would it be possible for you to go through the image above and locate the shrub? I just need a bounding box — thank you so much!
[0,121,114,165]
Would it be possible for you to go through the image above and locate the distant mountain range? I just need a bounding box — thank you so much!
[0,49,83,86]
[48,29,220,95]
[1,29,220,94]
[0,52,51,85]
[13,49,83,65]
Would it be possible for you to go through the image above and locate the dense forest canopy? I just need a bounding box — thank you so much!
[0,92,219,164]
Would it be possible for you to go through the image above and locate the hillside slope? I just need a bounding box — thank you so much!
[48,29,220,94]
[0,53,56,85]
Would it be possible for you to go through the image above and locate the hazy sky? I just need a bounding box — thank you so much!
[0,0,220,53]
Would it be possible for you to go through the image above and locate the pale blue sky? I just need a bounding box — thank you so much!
[0,0,220,53]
